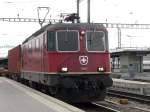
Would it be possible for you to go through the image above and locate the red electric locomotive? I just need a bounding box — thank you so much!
[9,23,112,102]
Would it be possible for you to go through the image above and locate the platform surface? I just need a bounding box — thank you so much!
[0,77,84,112]
[111,72,150,82]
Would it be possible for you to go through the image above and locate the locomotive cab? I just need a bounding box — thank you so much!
[46,24,111,74]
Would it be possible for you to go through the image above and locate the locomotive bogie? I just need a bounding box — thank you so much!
[20,72,112,102]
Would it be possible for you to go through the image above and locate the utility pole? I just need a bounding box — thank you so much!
[77,0,80,23]
[118,28,121,48]
[77,0,90,23]
[87,0,90,23]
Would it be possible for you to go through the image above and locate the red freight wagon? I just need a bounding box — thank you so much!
[8,45,21,75]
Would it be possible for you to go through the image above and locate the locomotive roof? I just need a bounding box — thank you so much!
[23,23,106,44]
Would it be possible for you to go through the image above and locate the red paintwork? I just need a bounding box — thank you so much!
[47,53,110,73]
[22,33,44,72]
[21,30,111,75]
[8,45,21,73]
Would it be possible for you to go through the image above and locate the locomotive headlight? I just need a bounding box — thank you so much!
[61,67,68,72]
[98,67,104,72]
[80,30,85,36]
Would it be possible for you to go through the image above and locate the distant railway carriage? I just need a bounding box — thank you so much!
[8,23,113,102]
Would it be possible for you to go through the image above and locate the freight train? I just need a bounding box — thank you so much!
[8,23,113,103]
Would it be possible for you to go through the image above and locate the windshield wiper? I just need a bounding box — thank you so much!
[88,32,95,45]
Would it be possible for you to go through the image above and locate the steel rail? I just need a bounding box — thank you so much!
[107,89,150,104]
[72,102,120,112]
[92,102,121,112]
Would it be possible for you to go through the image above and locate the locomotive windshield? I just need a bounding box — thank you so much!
[56,31,79,51]
[86,31,105,51]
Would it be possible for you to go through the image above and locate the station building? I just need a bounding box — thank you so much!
[110,48,150,78]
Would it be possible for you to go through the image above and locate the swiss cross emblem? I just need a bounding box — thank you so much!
[79,56,88,65]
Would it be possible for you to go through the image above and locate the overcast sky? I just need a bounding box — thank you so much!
[1,0,150,57]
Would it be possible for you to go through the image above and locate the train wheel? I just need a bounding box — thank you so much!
[49,86,58,95]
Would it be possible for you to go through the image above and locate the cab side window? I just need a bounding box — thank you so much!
[47,31,56,51]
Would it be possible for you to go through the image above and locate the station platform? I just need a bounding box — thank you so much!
[111,72,150,82]
[0,77,84,112]
[134,72,150,82]
[111,78,150,96]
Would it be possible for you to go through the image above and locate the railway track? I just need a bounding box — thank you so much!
[92,98,150,112]
[72,102,120,112]
[73,100,150,112]
[107,89,150,104]
[91,102,120,112]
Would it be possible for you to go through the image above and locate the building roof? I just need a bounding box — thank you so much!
[110,47,150,57]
